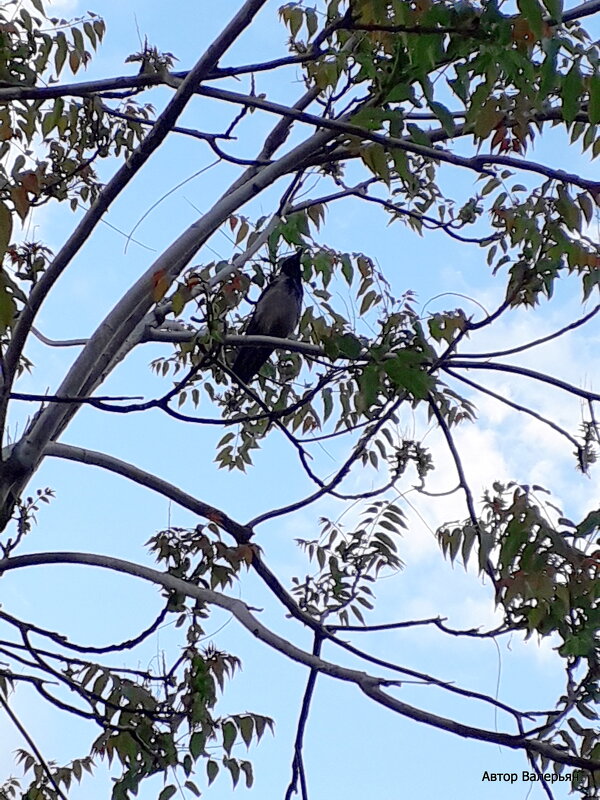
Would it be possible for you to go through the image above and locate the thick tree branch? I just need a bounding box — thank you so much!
[44,442,253,542]
[0,0,270,453]
[2,119,336,526]
[37,441,575,731]
[0,551,597,773]
[561,0,600,22]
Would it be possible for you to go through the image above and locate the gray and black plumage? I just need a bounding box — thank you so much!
[231,252,303,384]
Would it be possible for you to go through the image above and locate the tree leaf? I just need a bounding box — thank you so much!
[206,760,219,785]
[222,720,237,755]
[429,101,456,137]
[589,74,600,125]
[562,65,582,125]
[0,202,13,258]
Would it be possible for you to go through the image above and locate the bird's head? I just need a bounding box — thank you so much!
[280,251,303,279]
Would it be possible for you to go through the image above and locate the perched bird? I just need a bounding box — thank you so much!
[231,252,303,384]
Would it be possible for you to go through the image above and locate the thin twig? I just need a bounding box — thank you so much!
[455,304,600,361]
[445,360,600,403]
[0,696,69,800]
[327,616,508,637]
[285,633,323,800]
[443,367,582,453]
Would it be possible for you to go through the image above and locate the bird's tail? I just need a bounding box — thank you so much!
[230,346,273,384]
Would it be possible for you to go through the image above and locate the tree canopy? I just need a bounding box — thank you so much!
[0,0,599,798]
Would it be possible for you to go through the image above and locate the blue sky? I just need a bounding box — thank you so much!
[1,1,599,799]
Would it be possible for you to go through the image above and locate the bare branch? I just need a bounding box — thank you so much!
[561,0,600,22]
[444,367,582,453]
[30,327,87,347]
[445,360,600,403]
[428,396,478,529]
[44,442,253,542]
[328,616,508,638]
[0,604,169,656]
[455,304,600,361]
[0,696,68,800]
[248,397,405,527]
[285,633,323,800]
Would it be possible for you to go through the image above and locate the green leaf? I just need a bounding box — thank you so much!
[54,32,68,76]
[158,787,177,800]
[306,8,318,37]
[576,509,600,537]
[540,38,559,97]
[239,716,254,748]
[577,192,594,225]
[589,74,600,125]
[360,144,391,187]
[461,525,477,567]
[336,333,362,358]
[190,731,205,760]
[541,0,563,21]
[341,255,353,284]
[582,268,600,301]
[384,353,433,400]
[184,780,201,797]
[429,102,456,137]
[171,290,185,316]
[240,761,254,789]
[207,760,219,785]
[478,528,494,573]
[0,202,13,258]
[561,65,582,125]
[556,186,581,231]
[406,124,432,148]
[517,0,544,37]
[357,365,380,411]
[322,387,333,421]
[226,758,240,788]
[559,631,595,657]
[0,277,16,331]
[385,83,416,104]
[289,6,302,37]
[473,99,502,140]
[222,720,237,755]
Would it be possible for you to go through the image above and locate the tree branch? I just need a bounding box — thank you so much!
[445,360,600,403]
[443,367,582,453]
[44,442,253,542]
[0,551,596,772]
[196,86,600,194]
[285,633,323,800]
[0,0,271,459]
[0,696,68,800]
[2,112,336,528]
[455,304,600,361]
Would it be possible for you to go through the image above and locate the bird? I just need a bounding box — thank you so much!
[230,252,303,384]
